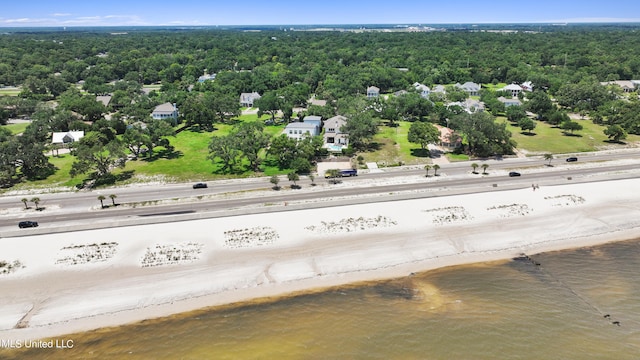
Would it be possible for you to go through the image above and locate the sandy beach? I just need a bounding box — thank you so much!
[1,178,640,341]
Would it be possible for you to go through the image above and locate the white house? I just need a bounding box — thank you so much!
[413,82,431,98]
[52,131,84,145]
[521,81,534,92]
[502,84,523,97]
[600,80,637,93]
[323,115,349,151]
[367,86,380,98]
[152,102,178,122]
[284,122,319,141]
[240,92,261,107]
[498,96,522,107]
[456,82,481,96]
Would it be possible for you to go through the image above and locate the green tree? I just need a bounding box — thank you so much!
[109,194,118,206]
[21,198,28,209]
[544,153,554,166]
[341,112,378,151]
[518,118,537,134]
[481,163,489,174]
[269,175,280,189]
[287,171,300,188]
[208,135,241,173]
[255,91,281,121]
[505,106,527,123]
[424,164,431,177]
[560,120,583,134]
[471,163,479,174]
[449,111,516,157]
[234,122,270,172]
[69,132,127,180]
[97,195,106,209]
[433,164,441,176]
[308,173,315,186]
[408,122,440,150]
[604,124,627,142]
[31,197,41,211]
[525,90,554,119]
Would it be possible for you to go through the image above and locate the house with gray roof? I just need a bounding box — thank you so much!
[456,82,481,96]
[498,96,522,107]
[323,115,349,151]
[413,82,431,98]
[152,103,179,123]
[284,122,319,141]
[502,84,523,97]
[367,86,380,98]
[600,80,638,93]
[240,92,261,107]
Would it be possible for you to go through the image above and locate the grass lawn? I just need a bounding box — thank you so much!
[503,117,640,154]
[4,122,29,135]
[359,121,434,167]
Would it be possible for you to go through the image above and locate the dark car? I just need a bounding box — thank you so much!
[18,221,38,228]
[566,157,578,162]
[192,182,208,189]
[508,171,521,177]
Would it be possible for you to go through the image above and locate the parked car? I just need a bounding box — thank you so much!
[18,221,38,228]
[192,182,208,189]
[508,171,521,177]
[566,157,578,162]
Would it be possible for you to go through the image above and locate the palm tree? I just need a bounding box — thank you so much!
[21,198,28,209]
[109,194,118,206]
[424,164,432,177]
[481,164,489,175]
[471,162,479,174]
[30,197,41,211]
[544,153,553,166]
[308,174,315,186]
[433,164,441,176]
[97,195,106,208]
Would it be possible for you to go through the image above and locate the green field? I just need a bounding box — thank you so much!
[503,117,640,154]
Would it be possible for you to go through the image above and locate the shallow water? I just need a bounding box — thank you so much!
[3,239,640,359]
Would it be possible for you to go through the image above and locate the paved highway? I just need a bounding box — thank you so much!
[1,149,638,230]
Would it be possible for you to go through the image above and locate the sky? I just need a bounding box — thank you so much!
[1,0,640,27]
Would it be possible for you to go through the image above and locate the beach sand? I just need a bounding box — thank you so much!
[1,178,640,341]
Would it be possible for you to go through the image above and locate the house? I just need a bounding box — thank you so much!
[435,125,460,149]
[366,86,380,98]
[323,115,349,151]
[284,122,319,141]
[307,96,327,107]
[302,115,322,130]
[600,80,638,93]
[456,82,481,96]
[240,92,261,107]
[432,85,446,94]
[96,95,112,107]
[463,98,485,113]
[394,90,408,97]
[198,73,216,83]
[413,82,431,98]
[502,84,523,97]
[152,102,179,123]
[521,81,534,92]
[52,131,84,145]
[498,96,522,107]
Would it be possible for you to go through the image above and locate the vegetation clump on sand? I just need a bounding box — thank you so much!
[141,242,204,267]
[423,206,473,225]
[0,260,23,275]
[487,203,532,217]
[223,227,279,248]
[545,195,586,207]
[56,242,118,265]
[305,215,398,234]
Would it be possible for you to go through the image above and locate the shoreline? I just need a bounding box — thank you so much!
[1,178,640,341]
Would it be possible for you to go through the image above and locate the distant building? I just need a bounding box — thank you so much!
[96,95,112,107]
[152,102,179,123]
[521,81,534,92]
[456,82,481,96]
[284,122,320,140]
[240,92,261,107]
[366,86,380,98]
[198,73,216,83]
[600,80,638,93]
[302,115,322,129]
[502,84,523,98]
[413,82,431,98]
[52,131,84,145]
[498,96,522,107]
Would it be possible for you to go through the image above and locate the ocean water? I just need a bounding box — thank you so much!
[3,238,640,360]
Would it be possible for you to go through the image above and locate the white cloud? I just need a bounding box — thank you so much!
[51,13,71,17]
